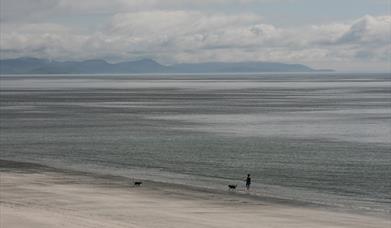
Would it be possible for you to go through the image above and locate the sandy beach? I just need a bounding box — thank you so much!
[0,160,389,228]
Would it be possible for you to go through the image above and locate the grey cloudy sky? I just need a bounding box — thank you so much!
[1,0,390,71]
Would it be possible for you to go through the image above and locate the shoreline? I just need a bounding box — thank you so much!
[1,159,389,216]
[1,159,390,228]
[0,159,319,206]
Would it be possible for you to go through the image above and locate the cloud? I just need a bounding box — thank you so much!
[0,7,390,71]
[0,0,259,22]
[0,0,58,22]
[309,15,391,64]
[337,15,391,45]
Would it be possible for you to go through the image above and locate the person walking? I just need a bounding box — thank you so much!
[245,174,251,191]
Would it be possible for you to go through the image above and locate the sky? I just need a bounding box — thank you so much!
[0,0,390,72]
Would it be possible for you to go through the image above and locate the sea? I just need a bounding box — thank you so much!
[1,73,390,215]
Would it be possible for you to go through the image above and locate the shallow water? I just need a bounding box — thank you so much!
[1,73,390,214]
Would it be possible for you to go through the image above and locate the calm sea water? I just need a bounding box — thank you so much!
[1,73,390,214]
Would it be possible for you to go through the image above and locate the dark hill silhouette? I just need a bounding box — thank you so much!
[0,57,333,74]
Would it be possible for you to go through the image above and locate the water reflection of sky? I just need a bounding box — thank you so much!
[2,78,391,90]
[148,111,391,144]
[1,74,390,145]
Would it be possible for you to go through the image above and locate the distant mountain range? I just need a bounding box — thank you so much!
[0,57,334,74]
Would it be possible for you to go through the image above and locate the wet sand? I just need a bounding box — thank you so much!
[1,160,389,228]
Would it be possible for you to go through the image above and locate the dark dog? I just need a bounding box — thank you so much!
[134,181,142,187]
[228,184,237,190]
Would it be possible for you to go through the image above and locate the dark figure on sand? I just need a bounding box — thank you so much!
[245,174,251,191]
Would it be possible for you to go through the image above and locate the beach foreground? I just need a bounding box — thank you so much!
[1,161,389,228]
